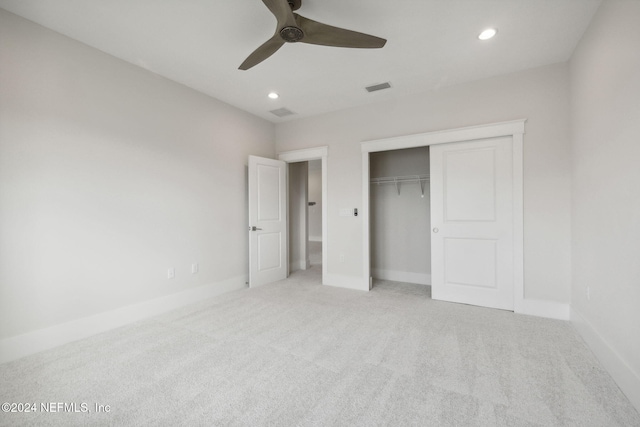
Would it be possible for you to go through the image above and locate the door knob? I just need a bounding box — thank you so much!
[432,227,439,233]
[250,226,263,231]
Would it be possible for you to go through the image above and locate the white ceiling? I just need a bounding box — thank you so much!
[0,0,601,122]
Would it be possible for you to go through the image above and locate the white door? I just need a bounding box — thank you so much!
[248,155,287,287]
[430,136,514,310]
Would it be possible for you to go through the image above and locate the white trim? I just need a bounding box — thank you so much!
[278,146,328,285]
[361,120,526,309]
[279,146,328,162]
[324,273,369,291]
[571,307,640,412]
[362,152,371,291]
[519,299,570,320]
[512,131,525,314]
[309,235,322,242]
[371,269,431,285]
[361,120,527,153]
[0,276,247,364]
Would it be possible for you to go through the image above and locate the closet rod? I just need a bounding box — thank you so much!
[369,174,430,197]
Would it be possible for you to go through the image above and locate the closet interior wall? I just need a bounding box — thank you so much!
[370,147,431,285]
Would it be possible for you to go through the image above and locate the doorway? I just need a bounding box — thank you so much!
[278,146,328,284]
[308,160,323,268]
[288,160,323,274]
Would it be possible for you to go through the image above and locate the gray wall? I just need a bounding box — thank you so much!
[370,147,431,284]
[276,62,572,302]
[570,0,640,409]
[0,9,275,340]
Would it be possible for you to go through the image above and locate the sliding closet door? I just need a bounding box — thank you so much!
[430,136,514,310]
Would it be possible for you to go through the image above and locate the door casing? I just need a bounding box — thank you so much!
[278,146,328,284]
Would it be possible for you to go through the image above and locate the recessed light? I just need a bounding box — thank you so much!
[268,92,279,99]
[478,28,497,40]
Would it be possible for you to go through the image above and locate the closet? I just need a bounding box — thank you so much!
[370,146,431,286]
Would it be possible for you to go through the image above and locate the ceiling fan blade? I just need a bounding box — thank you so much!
[295,14,386,48]
[239,35,286,70]
[262,0,296,27]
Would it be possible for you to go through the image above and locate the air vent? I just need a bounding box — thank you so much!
[365,82,391,93]
[270,107,296,117]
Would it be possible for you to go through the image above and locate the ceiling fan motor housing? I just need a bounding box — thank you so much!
[287,0,302,11]
[280,26,304,42]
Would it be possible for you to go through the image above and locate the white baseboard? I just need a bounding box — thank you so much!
[371,269,431,285]
[324,273,368,291]
[309,236,322,242]
[516,298,570,320]
[571,307,640,413]
[0,276,247,365]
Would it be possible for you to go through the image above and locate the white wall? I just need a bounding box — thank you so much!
[308,160,322,242]
[569,0,640,410]
[276,62,572,303]
[0,10,275,343]
[370,147,431,284]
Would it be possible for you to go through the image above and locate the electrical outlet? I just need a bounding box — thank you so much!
[586,286,591,301]
[168,268,175,279]
[191,263,199,274]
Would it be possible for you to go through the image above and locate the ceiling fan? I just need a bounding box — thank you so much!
[239,0,387,70]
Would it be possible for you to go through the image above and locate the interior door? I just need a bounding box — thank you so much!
[248,155,287,287]
[430,136,514,310]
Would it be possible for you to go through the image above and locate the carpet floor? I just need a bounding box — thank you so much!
[1,264,639,426]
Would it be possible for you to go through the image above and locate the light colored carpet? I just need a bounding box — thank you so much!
[1,266,639,426]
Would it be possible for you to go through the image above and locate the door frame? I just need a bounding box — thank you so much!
[278,146,328,284]
[361,120,526,312]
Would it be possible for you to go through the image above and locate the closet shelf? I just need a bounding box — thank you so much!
[369,174,430,197]
[370,174,429,185]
